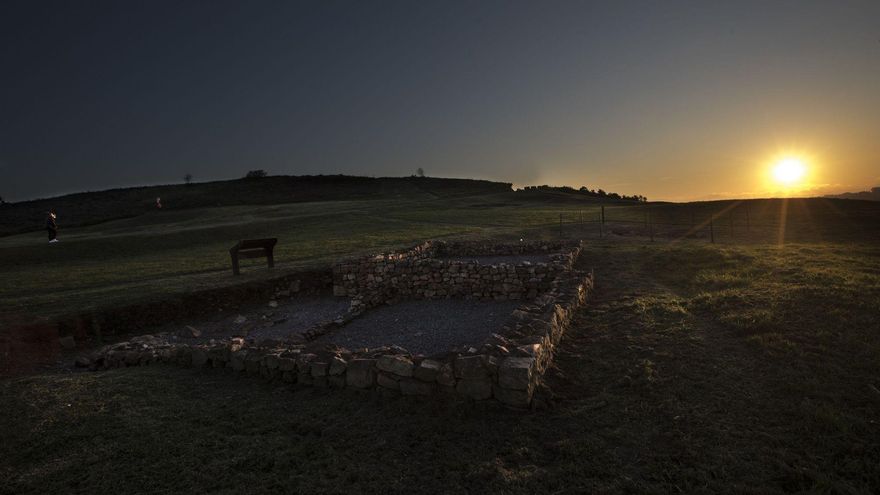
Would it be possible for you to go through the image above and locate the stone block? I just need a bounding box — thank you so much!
[296,353,316,372]
[413,359,441,382]
[245,353,263,375]
[230,351,246,371]
[377,354,414,377]
[311,361,329,377]
[377,372,400,391]
[455,377,493,400]
[263,353,281,369]
[277,357,296,372]
[400,378,435,396]
[454,355,488,379]
[437,363,456,386]
[191,348,209,367]
[346,359,377,388]
[498,357,536,390]
[329,356,347,376]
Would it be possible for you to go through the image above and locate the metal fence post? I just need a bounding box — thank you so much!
[729,210,734,238]
[746,204,751,233]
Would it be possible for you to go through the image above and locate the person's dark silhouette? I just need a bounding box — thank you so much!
[47,209,58,243]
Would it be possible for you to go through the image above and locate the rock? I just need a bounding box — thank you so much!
[59,336,76,349]
[498,357,536,390]
[515,343,542,357]
[268,300,278,308]
[436,363,456,387]
[454,355,487,379]
[234,315,247,324]
[329,356,347,376]
[295,353,317,372]
[346,359,377,388]
[455,377,493,400]
[245,351,263,374]
[376,354,414,377]
[400,378,434,396]
[413,359,441,382]
[263,353,281,369]
[230,350,247,371]
[376,373,400,391]
[229,338,245,352]
[186,325,202,338]
[277,357,296,372]
[191,347,209,367]
[311,361,329,377]
[74,355,91,368]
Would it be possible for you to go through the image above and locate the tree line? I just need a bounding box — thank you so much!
[519,185,646,202]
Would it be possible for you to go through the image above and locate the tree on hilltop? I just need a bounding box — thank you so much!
[245,169,268,178]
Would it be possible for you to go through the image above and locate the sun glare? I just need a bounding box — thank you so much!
[772,157,806,185]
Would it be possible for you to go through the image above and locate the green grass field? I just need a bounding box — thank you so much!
[2,240,878,493]
[3,183,878,319]
[1,181,879,493]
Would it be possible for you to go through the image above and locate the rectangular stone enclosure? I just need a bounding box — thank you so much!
[92,240,594,408]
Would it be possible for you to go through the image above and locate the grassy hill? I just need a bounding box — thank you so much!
[1,184,879,320]
[0,175,513,237]
[1,178,879,492]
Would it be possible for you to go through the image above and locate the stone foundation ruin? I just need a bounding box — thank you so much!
[87,240,594,407]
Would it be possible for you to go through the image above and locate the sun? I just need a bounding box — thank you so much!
[772,157,807,185]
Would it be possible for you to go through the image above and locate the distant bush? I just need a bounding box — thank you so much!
[184,173,193,186]
[245,170,268,179]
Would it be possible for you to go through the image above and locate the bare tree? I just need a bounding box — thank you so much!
[184,173,193,186]
[416,167,425,177]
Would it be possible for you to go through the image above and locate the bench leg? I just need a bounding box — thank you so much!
[232,254,240,276]
[267,250,275,269]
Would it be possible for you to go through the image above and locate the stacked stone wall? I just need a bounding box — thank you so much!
[333,240,581,310]
[86,241,593,408]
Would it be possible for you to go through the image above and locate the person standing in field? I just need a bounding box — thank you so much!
[47,209,58,243]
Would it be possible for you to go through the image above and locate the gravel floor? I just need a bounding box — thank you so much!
[245,297,351,341]
[437,254,551,265]
[314,299,520,354]
[165,296,351,343]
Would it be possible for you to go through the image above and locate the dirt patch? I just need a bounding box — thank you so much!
[158,296,351,344]
[313,299,520,354]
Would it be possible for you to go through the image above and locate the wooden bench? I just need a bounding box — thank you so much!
[230,238,277,275]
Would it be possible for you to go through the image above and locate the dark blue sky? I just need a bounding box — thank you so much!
[2,0,878,201]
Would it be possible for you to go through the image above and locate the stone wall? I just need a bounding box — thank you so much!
[333,240,581,310]
[85,241,593,408]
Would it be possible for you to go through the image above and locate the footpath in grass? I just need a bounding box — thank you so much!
[1,240,878,493]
